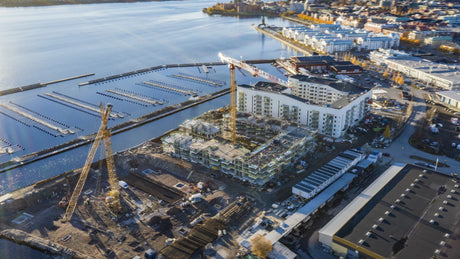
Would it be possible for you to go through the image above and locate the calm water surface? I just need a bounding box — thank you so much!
[0,1,300,195]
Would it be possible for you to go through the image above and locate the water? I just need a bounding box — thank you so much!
[0,1,301,195]
[0,239,52,258]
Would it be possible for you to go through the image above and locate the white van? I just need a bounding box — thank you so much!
[119,180,129,189]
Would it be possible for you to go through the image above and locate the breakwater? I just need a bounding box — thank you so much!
[0,229,91,259]
[0,73,95,96]
[78,60,275,86]
[0,88,230,174]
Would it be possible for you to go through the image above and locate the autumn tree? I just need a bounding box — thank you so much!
[250,234,273,258]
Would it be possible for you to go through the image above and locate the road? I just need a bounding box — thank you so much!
[384,88,460,175]
[303,88,460,258]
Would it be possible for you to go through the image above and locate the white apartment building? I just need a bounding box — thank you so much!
[237,81,371,138]
[370,49,460,90]
[283,22,399,54]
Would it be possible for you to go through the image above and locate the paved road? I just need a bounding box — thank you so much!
[382,88,460,175]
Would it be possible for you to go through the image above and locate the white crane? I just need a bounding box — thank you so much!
[218,52,289,87]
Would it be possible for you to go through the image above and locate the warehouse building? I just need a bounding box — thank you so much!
[292,149,364,199]
[369,49,460,90]
[319,164,460,259]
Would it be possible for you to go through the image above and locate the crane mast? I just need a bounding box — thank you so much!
[62,103,120,222]
[218,52,289,145]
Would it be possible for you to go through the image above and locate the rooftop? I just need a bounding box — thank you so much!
[436,90,460,102]
[330,164,460,259]
[289,75,367,94]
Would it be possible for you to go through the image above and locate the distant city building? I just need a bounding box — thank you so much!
[282,22,399,54]
[370,49,460,90]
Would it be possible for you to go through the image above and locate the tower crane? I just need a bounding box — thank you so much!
[218,52,289,145]
[62,103,121,222]
[218,52,289,87]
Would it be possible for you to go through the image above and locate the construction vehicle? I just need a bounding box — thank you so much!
[62,103,121,222]
[58,172,70,207]
[218,52,289,144]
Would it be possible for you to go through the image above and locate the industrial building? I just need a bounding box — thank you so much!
[369,49,460,90]
[279,56,363,75]
[163,115,316,185]
[237,79,371,138]
[293,149,364,199]
[319,164,460,259]
[433,90,460,110]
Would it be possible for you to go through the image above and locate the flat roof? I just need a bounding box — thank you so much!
[437,90,460,102]
[266,172,357,244]
[324,164,460,259]
[319,163,406,247]
[290,75,366,94]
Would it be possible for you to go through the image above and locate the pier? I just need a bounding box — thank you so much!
[43,92,124,118]
[171,73,224,86]
[106,89,163,105]
[0,103,74,135]
[142,81,196,95]
[0,73,95,97]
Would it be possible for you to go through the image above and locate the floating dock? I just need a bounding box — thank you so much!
[171,73,224,86]
[42,92,124,118]
[106,88,163,105]
[142,81,196,95]
[0,103,75,135]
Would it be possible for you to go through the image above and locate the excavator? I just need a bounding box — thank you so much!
[62,103,121,222]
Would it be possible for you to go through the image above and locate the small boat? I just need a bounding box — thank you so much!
[189,94,200,101]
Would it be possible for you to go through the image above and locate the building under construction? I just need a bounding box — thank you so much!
[163,109,316,185]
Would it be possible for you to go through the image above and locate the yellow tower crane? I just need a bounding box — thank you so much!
[218,52,289,145]
[62,103,121,222]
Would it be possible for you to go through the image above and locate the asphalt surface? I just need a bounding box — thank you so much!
[384,88,460,175]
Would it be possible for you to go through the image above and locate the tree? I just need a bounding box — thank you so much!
[383,125,391,139]
[250,234,273,258]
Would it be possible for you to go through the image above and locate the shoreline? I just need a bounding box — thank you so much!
[0,0,173,8]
